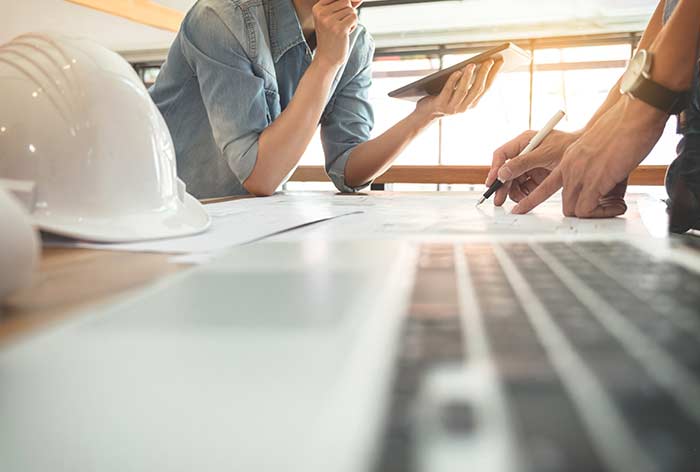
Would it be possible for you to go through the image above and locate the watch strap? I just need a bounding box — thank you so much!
[633,77,689,115]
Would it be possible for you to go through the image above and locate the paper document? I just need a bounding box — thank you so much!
[43,195,362,255]
[42,191,664,263]
[267,191,655,241]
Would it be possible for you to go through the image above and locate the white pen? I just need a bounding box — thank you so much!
[477,109,566,206]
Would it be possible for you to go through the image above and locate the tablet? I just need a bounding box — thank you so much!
[388,42,531,101]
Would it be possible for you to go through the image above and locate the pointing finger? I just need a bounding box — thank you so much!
[512,167,563,214]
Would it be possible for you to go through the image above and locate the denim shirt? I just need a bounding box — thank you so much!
[150,0,375,199]
[664,0,700,135]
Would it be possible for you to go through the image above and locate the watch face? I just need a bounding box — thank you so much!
[620,50,649,94]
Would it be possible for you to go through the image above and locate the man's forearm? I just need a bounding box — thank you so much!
[649,0,700,91]
[343,110,434,188]
[244,59,339,196]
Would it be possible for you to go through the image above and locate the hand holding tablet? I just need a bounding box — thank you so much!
[388,42,531,101]
[412,59,503,120]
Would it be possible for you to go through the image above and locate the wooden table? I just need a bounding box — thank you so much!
[0,195,251,344]
[0,247,185,344]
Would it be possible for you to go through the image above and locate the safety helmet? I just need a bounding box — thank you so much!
[0,33,210,242]
[0,185,39,301]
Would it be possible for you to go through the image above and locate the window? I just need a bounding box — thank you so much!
[441,53,530,165]
[142,67,161,87]
[131,64,161,87]
[531,45,632,133]
[296,40,681,171]
[369,57,441,165]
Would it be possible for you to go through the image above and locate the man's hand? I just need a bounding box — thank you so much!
[313,0,358,69]
[512,95,668,217]
[486,129,581,206]
[415,59,503,121]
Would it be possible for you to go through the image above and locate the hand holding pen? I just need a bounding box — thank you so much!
[478,110,567,206]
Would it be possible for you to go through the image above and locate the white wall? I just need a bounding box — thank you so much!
[0,0,195,53]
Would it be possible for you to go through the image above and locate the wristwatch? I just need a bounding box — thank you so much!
[619,49,689,115]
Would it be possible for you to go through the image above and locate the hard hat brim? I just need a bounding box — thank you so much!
[35,193,211,243]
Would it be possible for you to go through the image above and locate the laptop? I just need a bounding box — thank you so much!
[1,192,699,472]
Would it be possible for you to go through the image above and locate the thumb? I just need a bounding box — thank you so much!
[497,149,546,182]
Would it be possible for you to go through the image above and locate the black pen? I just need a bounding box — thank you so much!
[477,109,566,206]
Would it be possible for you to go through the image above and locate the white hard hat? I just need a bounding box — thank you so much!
[0,33,210,242]
[0,185,39,302]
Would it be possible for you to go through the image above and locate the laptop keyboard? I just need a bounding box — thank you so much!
[374,241,700,472]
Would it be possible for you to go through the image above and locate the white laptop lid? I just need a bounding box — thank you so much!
[0,240,414,472]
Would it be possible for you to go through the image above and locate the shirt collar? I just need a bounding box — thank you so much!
[267,0,308,63]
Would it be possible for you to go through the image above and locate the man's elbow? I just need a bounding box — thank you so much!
[243,175,277,197]
[343,175,364,190]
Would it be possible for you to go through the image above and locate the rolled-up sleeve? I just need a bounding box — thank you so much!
[321,39,375,193]
[180,6,268,184]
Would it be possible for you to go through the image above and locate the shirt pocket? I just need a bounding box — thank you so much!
[264,89,281,124]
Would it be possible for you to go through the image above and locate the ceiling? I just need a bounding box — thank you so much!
[1,0,659,54]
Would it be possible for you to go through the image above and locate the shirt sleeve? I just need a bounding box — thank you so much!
[321,38,376,193]
[180,5,269,185]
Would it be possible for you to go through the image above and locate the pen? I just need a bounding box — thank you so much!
[477,109,566,206]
